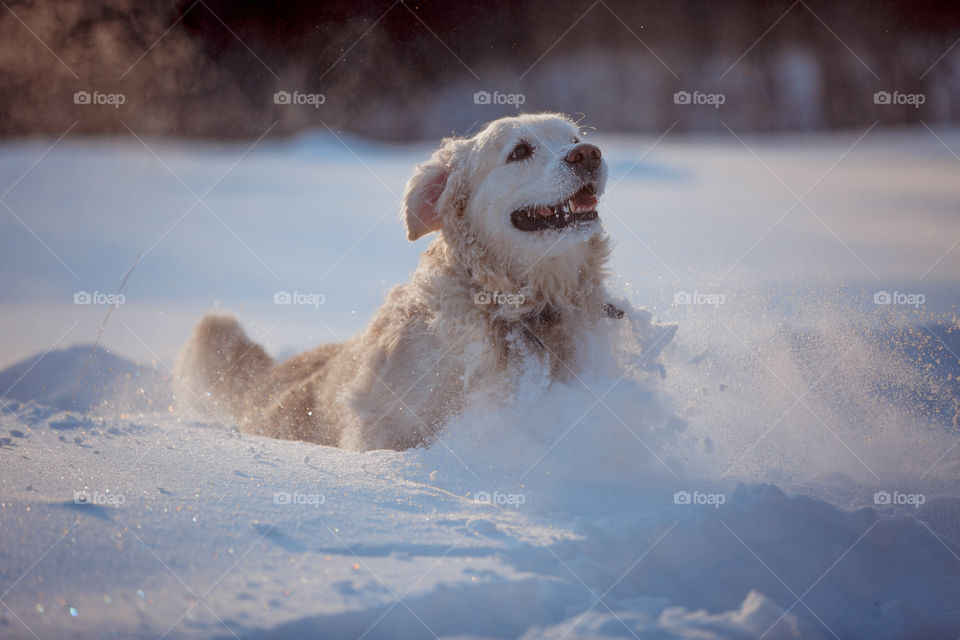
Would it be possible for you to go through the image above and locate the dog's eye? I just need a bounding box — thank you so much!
[507,142,533,163]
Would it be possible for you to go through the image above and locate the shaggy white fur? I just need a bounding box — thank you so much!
[176,113,675,450]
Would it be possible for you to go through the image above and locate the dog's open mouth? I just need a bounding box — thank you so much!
[510,184,599,232]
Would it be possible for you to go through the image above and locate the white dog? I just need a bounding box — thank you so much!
[177,113,674,450]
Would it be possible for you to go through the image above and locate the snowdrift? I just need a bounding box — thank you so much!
[1,312,959,640]
[3,128,960,639]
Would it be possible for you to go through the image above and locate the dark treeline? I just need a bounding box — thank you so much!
[1,0,958,140]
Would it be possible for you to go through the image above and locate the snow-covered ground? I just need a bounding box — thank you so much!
[1,124,960,639]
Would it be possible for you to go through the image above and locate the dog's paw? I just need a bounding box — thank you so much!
[603,302,625,319]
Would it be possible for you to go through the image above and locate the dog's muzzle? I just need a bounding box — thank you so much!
[510,142,604,232]
[510,183,600,232]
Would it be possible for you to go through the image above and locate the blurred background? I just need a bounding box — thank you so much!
[2,0,959,141]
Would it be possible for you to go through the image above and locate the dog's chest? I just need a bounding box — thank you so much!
[502,304,580,377]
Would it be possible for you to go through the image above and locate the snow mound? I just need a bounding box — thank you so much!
[0,345,172,414]
[2,325,960,639]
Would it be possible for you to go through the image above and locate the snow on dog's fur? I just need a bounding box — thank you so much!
[176,113,674,450]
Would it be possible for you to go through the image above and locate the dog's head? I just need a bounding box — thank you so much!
[402,113,610,299]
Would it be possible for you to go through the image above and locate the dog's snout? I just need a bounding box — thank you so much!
[565,143,602,172]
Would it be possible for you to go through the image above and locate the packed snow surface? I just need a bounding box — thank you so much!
[1,126,960,639]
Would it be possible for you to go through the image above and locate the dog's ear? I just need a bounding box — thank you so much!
[402,137,467,241]
[402,162,447,241]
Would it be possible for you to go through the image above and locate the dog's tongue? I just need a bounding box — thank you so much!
[534,206,554,218]
[572,186,598,210]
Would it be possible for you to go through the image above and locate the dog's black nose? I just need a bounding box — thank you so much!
[565,143,602,172]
